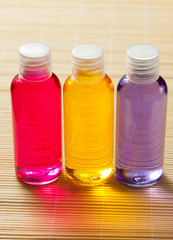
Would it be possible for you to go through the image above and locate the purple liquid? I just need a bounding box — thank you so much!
[116,75,167,187]
[11,73,62,185]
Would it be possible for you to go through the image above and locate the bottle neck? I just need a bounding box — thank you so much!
[126,44,160,84]
[72,66,105,82]
[126,64,159,84]
[71,44,104,83]
[19,60,52,81]
[18,42,52,81]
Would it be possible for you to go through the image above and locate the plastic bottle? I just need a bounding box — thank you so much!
[116,44,167,187]
[63,44,114,185]
[11,42,62,185]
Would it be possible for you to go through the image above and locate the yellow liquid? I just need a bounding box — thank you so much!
[63,73,114,185]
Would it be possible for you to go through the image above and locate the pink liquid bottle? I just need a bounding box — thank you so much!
[116,44,167,187]
[11,42,62,185]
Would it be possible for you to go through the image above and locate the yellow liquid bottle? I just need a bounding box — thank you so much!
[63,44,114,185]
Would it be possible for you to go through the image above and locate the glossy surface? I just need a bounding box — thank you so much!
[63,74,114,185]
[116,75,167,187]
[1,0,173,239]
[11,73,62,185]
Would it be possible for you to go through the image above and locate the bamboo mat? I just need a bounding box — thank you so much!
[0,0,173,239]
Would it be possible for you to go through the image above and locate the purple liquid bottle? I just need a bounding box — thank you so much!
[11,43,62,185]
[116,44,167,187]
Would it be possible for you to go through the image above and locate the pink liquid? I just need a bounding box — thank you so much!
[11,73,62,185]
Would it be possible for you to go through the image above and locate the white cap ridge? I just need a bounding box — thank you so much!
[126,44,159,84]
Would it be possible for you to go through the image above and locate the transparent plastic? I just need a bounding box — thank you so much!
[19,42,51,80]
[11,43,62,185]
[64,44,114,185]
[126,44,159,84]
[116,44,167,187]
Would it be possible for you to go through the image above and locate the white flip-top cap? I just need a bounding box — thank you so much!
[126,44,159,83]
[71,44,104,81]
[19,42,51,80]
[72,44,104,70]
[72,44,103,60]
[19,42,50,58]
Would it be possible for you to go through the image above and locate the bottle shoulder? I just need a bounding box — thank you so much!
[51,72,61,88]
[63,75,73,91]
[117,75,167,96]
[104,74,114,91]
[157,75,168,94]
[11,74,22,91]
[63,74,114,92]
[11,73,61,92]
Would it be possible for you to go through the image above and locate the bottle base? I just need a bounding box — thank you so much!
[15,164,62,185]
[116,167,163,188]
[66,167,113,186]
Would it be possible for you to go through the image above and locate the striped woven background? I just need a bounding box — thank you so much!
[0,0,173,239]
